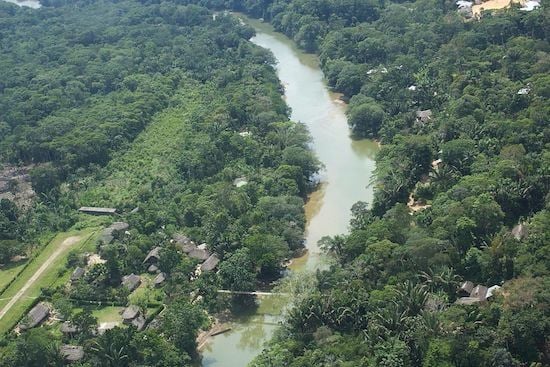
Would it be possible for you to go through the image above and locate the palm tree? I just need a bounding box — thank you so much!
[90,336,130,367]
[395,281,430,316]
[429,164,456,190]
[435,267,462,300]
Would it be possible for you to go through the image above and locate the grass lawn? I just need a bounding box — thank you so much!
[0,227,99,334]
[0,261,27,292]
[128,274,164,305]
[90,305,159,331]
[92,306,125,324]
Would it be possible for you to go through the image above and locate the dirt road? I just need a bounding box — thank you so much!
[0,236,81,321]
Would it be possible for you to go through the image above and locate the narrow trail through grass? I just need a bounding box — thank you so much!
[0,228,97,333]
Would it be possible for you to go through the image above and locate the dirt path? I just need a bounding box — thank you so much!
[0,236,81,321]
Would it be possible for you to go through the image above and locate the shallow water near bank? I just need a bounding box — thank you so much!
[201,16,379,367]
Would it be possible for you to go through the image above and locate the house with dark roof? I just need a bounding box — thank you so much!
[458,281,474,296]
[122,305,146,331]
[122,305,140,322]
[201,254,220,272]
[188,248,210,261]
[20,303,50,330]
[131,315,146,331]
[99,222,129,245]
[70,267,85,282]
[143,247,162,266]
[154,272,166,288]
[60,345,84,363]
[110,222,129,231]
[415,109,433,125]
[60,321,79,336]
[122,274,141,292]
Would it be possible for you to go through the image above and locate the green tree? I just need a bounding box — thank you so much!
[218,248,256,291]
[161,297,208,355]
[348,102,385,137]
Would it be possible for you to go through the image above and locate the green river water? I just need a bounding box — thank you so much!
[200,16,379,367]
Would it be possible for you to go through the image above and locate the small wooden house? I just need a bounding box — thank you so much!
[154,272,166,288]
[20,303,49,330]
[122,274,141,292]
[60,345,84,364]
[201,254,220,272]
[70,267,85,282]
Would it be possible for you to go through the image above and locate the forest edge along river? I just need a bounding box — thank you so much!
[200,15,379,367]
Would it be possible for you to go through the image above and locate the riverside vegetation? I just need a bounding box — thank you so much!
[186,0,548,366]
[0,0,548,366]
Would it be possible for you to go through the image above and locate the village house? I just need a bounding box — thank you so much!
[458,281,474,297]
[154,272,166,288]
[60,345,84,363]
[201,254,220,273]
[60,321,79,337]
[20,302,50,330]
[415,109,433,126]
[173,234,197,253]
[122,273,141,292]
[456,282,501,305]
[70,267,85,283]
[99,222,129,245]
[188,247,210,261]
[143,246,162,273]
[121,305,146,330]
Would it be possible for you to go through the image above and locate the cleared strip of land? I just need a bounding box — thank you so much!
[0,228,97,334]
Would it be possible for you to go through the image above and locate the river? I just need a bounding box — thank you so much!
[1,0,41,8]
[201,16,379,367]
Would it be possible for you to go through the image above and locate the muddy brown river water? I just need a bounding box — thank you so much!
[201,16,379,367]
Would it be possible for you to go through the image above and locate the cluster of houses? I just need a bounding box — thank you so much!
[16,218,227,363]
[18,302,83,363]
[172,234,220,274]
[19,301,144,363]
[456,0,541,18]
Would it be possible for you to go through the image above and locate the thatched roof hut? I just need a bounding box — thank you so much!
[122,274,141,292]
[20,303,50,330]
[201,254,220,272]
[60,345,84,363]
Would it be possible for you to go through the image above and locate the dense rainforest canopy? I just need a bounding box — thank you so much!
[0,0,548,365]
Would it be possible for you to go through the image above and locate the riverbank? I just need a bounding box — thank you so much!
[200,14,379,366]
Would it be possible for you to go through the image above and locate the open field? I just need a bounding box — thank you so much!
[0,228,98,334]
[0,262,26,292]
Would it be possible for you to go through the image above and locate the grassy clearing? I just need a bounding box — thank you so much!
[80,87,205,208]
[0,262,27,292]
[0,228,98,334]
[128,274,164,305]
[92,306,125,324]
